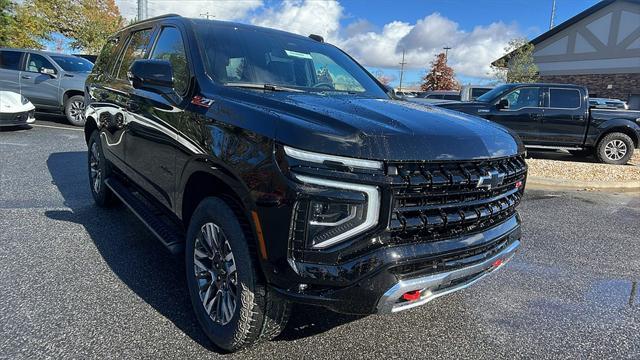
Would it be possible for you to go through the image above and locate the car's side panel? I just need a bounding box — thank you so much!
[536,87,590,146]
[0,50,24,94]
[19,53,62,109]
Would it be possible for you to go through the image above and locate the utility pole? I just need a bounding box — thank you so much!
[549,0,557,29]
[200,11,215,19]
[137,0,147,21]
[443,46,452,62]
[398,49,407,92]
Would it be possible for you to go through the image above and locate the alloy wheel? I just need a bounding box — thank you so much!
[604,139,627,161]
[69,100,85,122]
[194,222,238,325]
[89,142,101,194]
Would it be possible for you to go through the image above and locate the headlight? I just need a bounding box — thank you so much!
[293,175,380,249]
[21,96,29,105]
[284,145,382,170]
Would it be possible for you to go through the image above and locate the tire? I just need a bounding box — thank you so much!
[185,197,290,352]
[87,132,118,207]
[568,149,592,158]
[596,132,635,165]
[64,95,86,126]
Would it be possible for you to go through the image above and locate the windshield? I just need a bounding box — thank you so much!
[476,84,514,102]
[193,21,387,97]
[50,56,94,72]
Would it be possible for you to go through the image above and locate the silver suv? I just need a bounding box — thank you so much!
[0,48,93,126]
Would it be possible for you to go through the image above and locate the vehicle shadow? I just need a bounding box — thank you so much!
[0,125,32,132]
[44,151,359,351]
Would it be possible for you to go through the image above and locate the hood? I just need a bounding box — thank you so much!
[262,93,522,161]
[0,91,35,113]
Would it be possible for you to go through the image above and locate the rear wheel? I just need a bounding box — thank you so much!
[596,132,634,165]
[64,95,86,126]
[185,197,290,352]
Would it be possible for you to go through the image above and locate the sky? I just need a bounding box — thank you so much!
[112,0,601,87]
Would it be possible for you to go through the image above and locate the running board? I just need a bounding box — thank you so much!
[525,145,584,151]
[105,177,184,255]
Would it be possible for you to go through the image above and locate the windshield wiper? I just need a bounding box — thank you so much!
[224,82,305,92]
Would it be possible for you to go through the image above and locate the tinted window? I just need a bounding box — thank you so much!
[117,29,153,79]
[549,88,580,108]
[443,94,461,100]
[25,53,55,73]
[193,22,386,96]
[150,27,189,94]
[93,37,120,76]
[501,87,541,109]
[50,56,93,72]
[0,51,23,70]
[471,88,491,98]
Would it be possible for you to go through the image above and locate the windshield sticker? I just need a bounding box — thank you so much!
[285,50,313,59]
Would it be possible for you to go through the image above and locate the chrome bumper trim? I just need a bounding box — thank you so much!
[376,239,520,314]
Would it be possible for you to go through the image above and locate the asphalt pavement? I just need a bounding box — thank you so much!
[1,116,639,359]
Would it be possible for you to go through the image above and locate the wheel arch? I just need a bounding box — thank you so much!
[84,115,98,144]
[62,90,85,105]
[596,125,639,148]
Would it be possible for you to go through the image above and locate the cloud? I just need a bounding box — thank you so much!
[251,0,343,42]
[116,0,263,21]
[114,0,520,79]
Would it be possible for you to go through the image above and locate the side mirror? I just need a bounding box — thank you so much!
[496,98,509,110]
[41,68,57,78]
[127,59,174,93]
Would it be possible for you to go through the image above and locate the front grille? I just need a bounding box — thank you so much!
[387,155,526,244]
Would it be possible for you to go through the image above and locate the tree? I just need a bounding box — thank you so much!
[491,38,539,83]
[420,53,459,91]
[373,70,392,86]
[0,0,16,47]
[3,0,123,53]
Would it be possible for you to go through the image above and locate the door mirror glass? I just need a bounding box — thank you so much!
[497,98,509,110]
[41,67,56,77]
[127,59,174,92]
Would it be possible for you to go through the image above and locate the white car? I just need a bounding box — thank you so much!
[0,91,36,127]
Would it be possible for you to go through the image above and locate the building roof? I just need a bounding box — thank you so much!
[492,0,640,67]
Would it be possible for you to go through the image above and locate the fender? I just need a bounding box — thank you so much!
[587,118,640,147]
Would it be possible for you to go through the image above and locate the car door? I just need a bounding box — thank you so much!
[19,53,61,108]
[123,24,191,211]
[486,86,543,143]
[0,50,24,93]
[538,87,588,146]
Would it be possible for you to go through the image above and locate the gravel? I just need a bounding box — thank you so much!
[526,152,640,182]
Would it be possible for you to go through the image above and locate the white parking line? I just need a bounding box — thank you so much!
[32,124,84,132]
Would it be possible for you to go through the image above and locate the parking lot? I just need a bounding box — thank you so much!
[1,116,639,359]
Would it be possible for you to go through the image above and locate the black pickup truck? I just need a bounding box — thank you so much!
[84,15,526,351]
[438,83,640,165]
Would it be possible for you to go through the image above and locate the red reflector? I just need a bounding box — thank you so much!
[402,290,421,301]
[492,259,504,267]
[515,181,523,188]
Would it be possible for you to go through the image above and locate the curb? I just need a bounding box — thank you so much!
[526,176,640,191]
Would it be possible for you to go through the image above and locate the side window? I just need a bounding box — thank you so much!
[150,27,189,94]
[93,37,120,76]
[501,87,541,110]
[25,54,56,73]
[117,28,153,80]
[0,51,23,70]
[549,88,581,109]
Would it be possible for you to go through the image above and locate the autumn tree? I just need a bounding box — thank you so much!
[4,0,123,53]
[373,70,392,86]
[491,38,539,83]
[421,53,459,91]
[0,0,16,47]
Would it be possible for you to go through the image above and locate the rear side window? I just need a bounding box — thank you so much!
[0,51,23,70]
[549,88,581,109]
[117,28,153,79]
[471,88,491,98]
[443,94,461,100]
[150,27,189,94]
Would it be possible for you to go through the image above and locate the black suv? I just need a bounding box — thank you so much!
[84,15,527,351]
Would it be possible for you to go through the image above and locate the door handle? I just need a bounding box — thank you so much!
[21,75,31,79]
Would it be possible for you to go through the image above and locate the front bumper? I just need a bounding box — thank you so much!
[0,110,35,126]
[271,215,521,315]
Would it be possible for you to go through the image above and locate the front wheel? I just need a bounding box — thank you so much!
[596,132,635,165]
[185,198,290,352]
[87,132,118,207]
[64,95,86,126]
